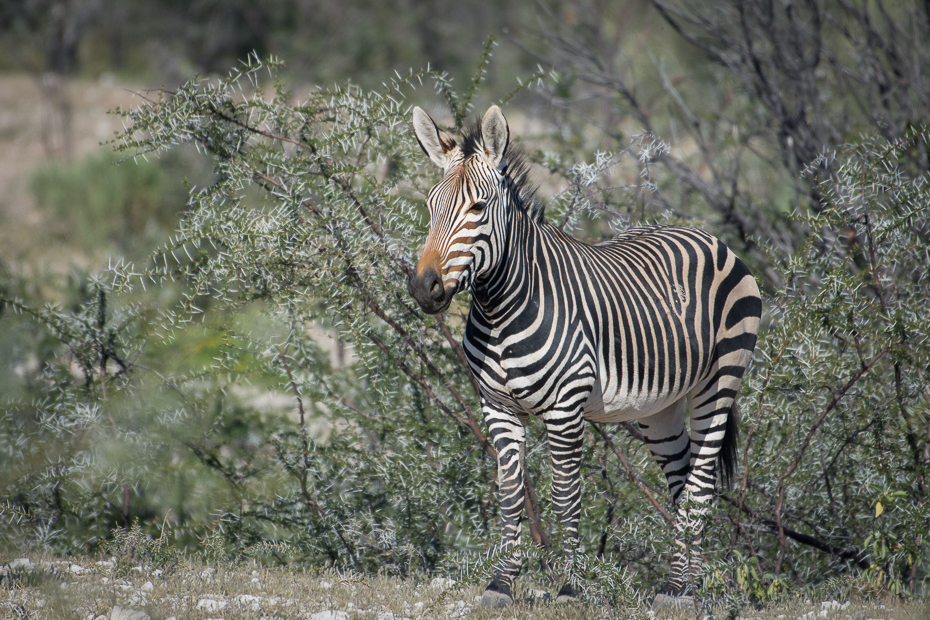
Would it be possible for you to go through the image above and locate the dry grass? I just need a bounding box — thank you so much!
[1,553,927,620]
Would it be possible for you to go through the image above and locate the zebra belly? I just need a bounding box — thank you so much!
[582,377,686,423]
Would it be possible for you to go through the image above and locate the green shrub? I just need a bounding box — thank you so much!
[2,52,929,604]
[30,148,210,256]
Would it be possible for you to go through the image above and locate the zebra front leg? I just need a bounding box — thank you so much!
[543,410,586,602]
[481,406,527,607]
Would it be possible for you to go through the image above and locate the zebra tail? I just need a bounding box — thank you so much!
[718,399,740,489]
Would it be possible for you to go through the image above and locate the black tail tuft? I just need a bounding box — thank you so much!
[718,400,740,489]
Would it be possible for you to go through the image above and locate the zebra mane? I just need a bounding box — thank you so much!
[460,122,545,224]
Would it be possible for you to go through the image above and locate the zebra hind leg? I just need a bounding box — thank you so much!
[656,366,746,604]
[637,400,698,605]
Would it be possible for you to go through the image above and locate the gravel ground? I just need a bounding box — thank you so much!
[1,555,927,620]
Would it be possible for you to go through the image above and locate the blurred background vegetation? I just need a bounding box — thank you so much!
[2,0,929,608]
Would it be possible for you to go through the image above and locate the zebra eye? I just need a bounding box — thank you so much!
[469,201,486,213]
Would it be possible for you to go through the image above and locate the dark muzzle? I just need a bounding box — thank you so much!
[408,266,455,314]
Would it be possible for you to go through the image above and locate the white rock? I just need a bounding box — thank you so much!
[196,598,227,612]
[110,606,149,620]
[320,579,334,589]
[235,594,264,611]
[96,560,115,570]
[444,600,468,617]
[10,558,33,570]
[141,581,154,592]
[430,576,455,591]
[70,564,86,574]
[309,612,350,620]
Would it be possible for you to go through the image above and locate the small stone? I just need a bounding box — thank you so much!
[235,594,264,611]
[110,606,149,620]
[320,579,334,589]
[430,576,456,591]
[141,581,154,592]
[309,612,350,620]
[10,558,33,570]
[652,593,696,612]
[196,598,227,612]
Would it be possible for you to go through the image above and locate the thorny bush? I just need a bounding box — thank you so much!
[2,53,929,602]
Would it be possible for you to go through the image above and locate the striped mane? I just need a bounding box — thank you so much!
[460,122,545,223]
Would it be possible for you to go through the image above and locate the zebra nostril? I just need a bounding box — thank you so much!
[409,265,448,312]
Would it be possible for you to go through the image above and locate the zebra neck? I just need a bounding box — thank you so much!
[471,208,547,316]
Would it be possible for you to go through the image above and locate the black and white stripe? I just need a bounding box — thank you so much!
[408,106,761,605]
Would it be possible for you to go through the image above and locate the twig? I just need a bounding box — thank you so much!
[591,424,674,524]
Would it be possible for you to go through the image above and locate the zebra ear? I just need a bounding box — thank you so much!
[412,106,457,168]
[481,105,510,168]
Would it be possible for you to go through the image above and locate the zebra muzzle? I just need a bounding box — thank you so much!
[408,266,455,314]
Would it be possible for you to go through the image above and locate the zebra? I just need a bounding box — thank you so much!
[406,105,761,606]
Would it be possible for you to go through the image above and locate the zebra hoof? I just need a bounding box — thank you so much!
[480,580,513,607]
[555,583,580,603]
[480,589,513,607]
[652,592,696,611]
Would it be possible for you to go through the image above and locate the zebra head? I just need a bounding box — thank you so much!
[407,105,511,314]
